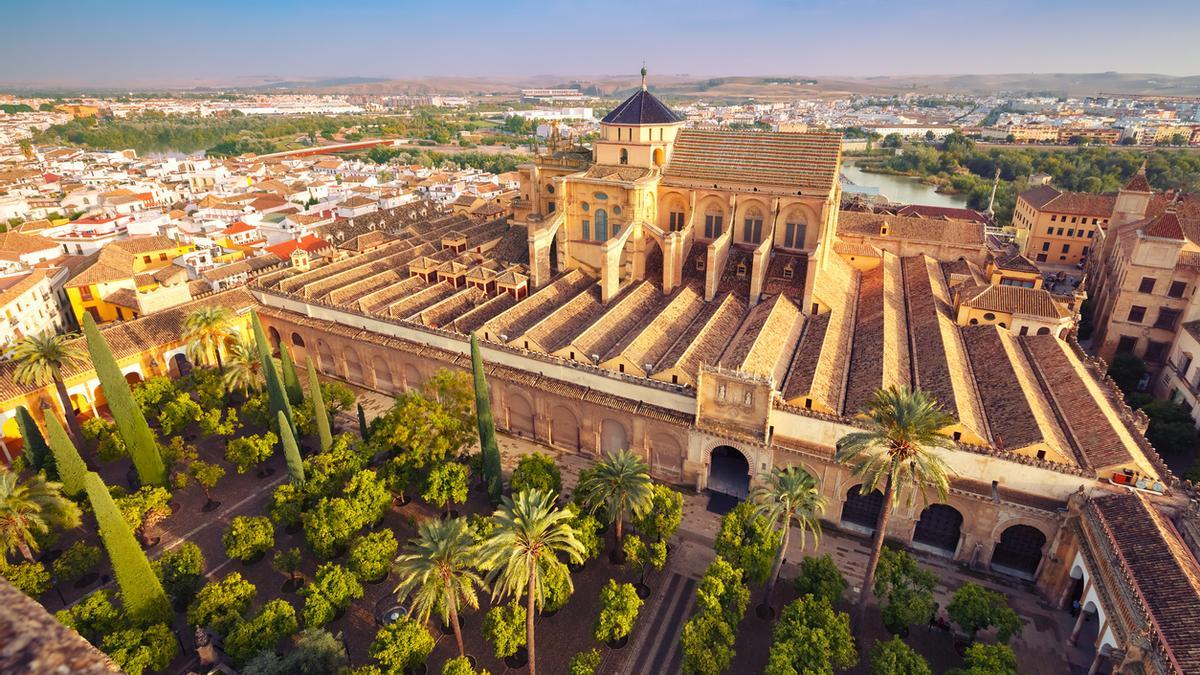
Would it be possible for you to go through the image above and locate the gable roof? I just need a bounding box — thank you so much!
[600,89,683,126]
[664,129,842,193]
[1018,184,1116,218]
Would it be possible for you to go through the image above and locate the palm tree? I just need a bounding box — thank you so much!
[577,449,653,548]
[11,331,86,443]
[222,332,263,394]
[0,468,81,562]
[477,489,585,675]
[182,306,234,373]
[393,517,484,659]
[835,386,955,613]
[751,466,826,613]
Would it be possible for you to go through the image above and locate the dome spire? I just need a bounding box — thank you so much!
[640,62,647,91]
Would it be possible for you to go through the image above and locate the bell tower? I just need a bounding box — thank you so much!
[592,66,685,169]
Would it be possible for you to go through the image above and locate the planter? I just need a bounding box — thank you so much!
[201,499,222,513]
[504,647,529,669]
[609,549,627,565]
[568,560,586,574]
[635,582,651,599]
[365,572,389,586]
[240,552,267,566]
[606,635,630,650]
[394,495,412,507]
[403,663,427,675]
[142,536,162,549]
[281,578,304,594]
[439,616,464,635]
[755,603,777,620]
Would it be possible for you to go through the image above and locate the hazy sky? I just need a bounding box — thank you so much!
[4,0,1199,87]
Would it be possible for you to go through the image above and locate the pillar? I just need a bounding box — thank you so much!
[1069,609,1089,645]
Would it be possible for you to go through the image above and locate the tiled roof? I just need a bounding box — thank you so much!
[1143,210,1185,240]
[992,251,1040,274]
[838,211,986,247]
[1019,185,1116,218]
[960,325,1044,450]
[600,89,683,125]
[895,204,988,224]
[1122,170,1152,193]
[1089,493,1200,674]
[664,129,842,193]
[0,231,58,256]
[957,283,1069,319]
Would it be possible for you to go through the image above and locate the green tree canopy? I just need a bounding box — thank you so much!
[714,501,782,585]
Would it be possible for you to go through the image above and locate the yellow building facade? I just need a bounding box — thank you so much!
[65,236,195,325]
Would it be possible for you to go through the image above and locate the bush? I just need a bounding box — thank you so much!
[874,548,937,634]
[792,555,847,607]
[714,501,781,585]
[188,572,257,635]
[83,417,126,462]
[422,461,469,514]
[540,558,573,613]
[568,648,602,675]
[348,530,398,582]
[566,502,604,562]
[101,622,179,675]
[949,642,1019,675]
[764,595,857,674]
[0,560,51,597]
[225,432,278,473]
[947,582,1023,642]
[269,482,305,526]
[870,636,932,675]
[482,600,526,659]
[52,541,102,583]
[510,453,561,495]
[344,469,390,526]
[223,515,276,562]
[632,483,683,543]
[225,598,300,665]
[302,563,363,627]
[442,655,489,675]
[153,541,206,605]
[594,580,642,643]
[56,590,124,645]
[370,617,435,673]
[303,497,358,558]
[681,557,748,675]
[273,547,304,583]
[242,627,349,675]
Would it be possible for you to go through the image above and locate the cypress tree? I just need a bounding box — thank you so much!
[471,333,502,503]
[279,410,304,485]
[357,402,369,441]
[45,414,87,497]
[84,471,170,625]
[82,314,166,487]
[252,312,296,438]
[14,406,54,478]
[306,357,333,452]
[280,345,303,406]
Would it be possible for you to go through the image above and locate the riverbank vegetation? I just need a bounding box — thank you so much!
[854,133,1200,225]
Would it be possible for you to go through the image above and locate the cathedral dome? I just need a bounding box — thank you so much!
[600,67,683,126]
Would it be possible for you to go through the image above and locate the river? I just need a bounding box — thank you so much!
[841,160,967,208]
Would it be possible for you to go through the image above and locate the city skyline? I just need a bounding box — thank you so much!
[4,0,1200,87]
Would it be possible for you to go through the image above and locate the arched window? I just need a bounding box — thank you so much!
[619,149,628,165]
[784,218,807,248]
[703,205,724,239]
[743,207,764,244]
[653,147,665,166]
[594,209,608,240]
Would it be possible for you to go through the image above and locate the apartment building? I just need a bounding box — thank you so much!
[1014,185,1114,266]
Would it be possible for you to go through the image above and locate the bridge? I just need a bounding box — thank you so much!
[252,138,402,160]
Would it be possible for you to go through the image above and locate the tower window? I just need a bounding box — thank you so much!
[619,149,628,165]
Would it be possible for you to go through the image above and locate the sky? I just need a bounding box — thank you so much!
[3,0,1199,88]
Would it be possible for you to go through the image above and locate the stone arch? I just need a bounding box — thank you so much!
[698,196,728,239]
[599,418,628,456]
[659,191,689,232]
[506,389,535,437]
[372,356,394,393]
[990,522,1049,578]
[648,431,683,476]
[707,445,751,499]
[738,200,769,246]
[168,352,192,379]
[778,203,817,250]
[912,503,964,556]
[291,332,306,347]
[841,485,884,531]
[124,371,143,386]
[403,363,422,390]
[316,340,335,375]
[653,147,665,167]
[344,346,364,385]
[267,326,282,355]
[89,385,106,413]
[550,404,580,452]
